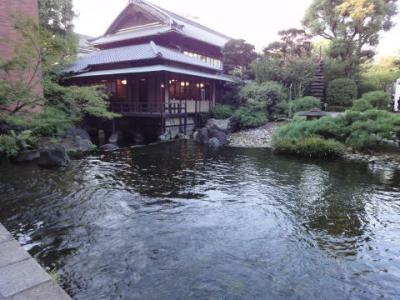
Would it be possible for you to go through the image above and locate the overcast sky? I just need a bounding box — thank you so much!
[73,0,400,57]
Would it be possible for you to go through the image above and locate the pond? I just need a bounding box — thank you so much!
[0,141,400,299]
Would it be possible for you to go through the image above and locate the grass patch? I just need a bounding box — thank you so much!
[273,137,345,158]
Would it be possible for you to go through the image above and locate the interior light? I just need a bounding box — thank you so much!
[200,83,204,88]
[161,84,165,88]
[180,81,185,87]
[186,82,189,86]
[121,79,127,85]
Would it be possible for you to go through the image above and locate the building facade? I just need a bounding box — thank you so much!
[65,0,232,142]
[0,0,43,98]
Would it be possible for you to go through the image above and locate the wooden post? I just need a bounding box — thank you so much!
[179,99,182,133]
[195,98,198,128]
[128,76,133,112]
[163,72,169,113]
[184,100,187,135]
[161,72,169,135]
[212,81,216,109]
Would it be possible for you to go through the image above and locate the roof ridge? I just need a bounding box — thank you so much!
[140,0,231,40]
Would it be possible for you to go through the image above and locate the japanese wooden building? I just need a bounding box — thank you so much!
[65,0,232,142]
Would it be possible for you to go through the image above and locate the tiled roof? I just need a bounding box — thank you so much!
[90,0,230,48]
[64,41,222,74]
[72,65,234,82]
[146,1,230,47]
[91,25,172,46]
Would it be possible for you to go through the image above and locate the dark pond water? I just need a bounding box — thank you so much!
[1,141,400,300]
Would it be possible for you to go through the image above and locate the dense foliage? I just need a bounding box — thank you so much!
[326,78,358,108]
[39,0,75,35]
[222,39,257,79]
[0,1,118,157]
[303,0,398,78]
[252,29,316,99]
[273,107,400,156]
[289,96,321,116]
[239,81,288,118]
[210,104,235,119]
[0,130,37,157]
[359,56,400,93]
[233,107,268,129]
[351,91,390,112]
[273,136,345,158]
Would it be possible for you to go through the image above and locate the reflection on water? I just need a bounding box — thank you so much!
[1,141,400,299]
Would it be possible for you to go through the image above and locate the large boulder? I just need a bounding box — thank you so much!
[13,150,40,163]
[0,122,10,134]
[59,127,94,153]
[65,127,91,141]
[208,137,221,150]
[208,128,229,146]
[38,146,70,168]
[100,143,119,152]
[194,127,209,144]
[206,118,237,133]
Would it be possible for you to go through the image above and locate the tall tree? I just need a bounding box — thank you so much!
[254,28,316,99]
[303,0,398,78]
[264,28,313,59]
[39,0,75,35]
[222,39,257,78]
[360,56,400,92]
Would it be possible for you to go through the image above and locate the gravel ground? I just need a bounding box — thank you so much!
[228,122,283,148]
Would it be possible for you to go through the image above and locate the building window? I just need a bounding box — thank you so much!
[183,51,222,68]
[168,78,210,101]
[104,79,127,100]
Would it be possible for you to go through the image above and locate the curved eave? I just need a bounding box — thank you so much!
[70,65,234,82]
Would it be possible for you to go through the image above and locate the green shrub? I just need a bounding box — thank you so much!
[274,109,400,153]
[0,134,19,157]
[239,81,287,117]
[351,99,373,112]
[211,104,235,119]
[274,116,346,141]
[289,96,321,116]
[359,91,389,110]
[350,91,389,113]
[326,78,358,107]
[31,107,76,137]
[233,107,268,129]
[273,137,345,158]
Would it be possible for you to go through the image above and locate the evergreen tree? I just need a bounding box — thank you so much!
[39,0,75,35]
[303,0,398,78]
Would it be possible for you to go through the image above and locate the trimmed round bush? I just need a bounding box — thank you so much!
[211,104,235,119]
[289,96,321,116]
[239,81,287,117]
[351,91,390,112]
[359,91,389,110]
[274,108,400,153]
[233,107,267,129]
[327,78,358,107]
[351,99,373,112]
